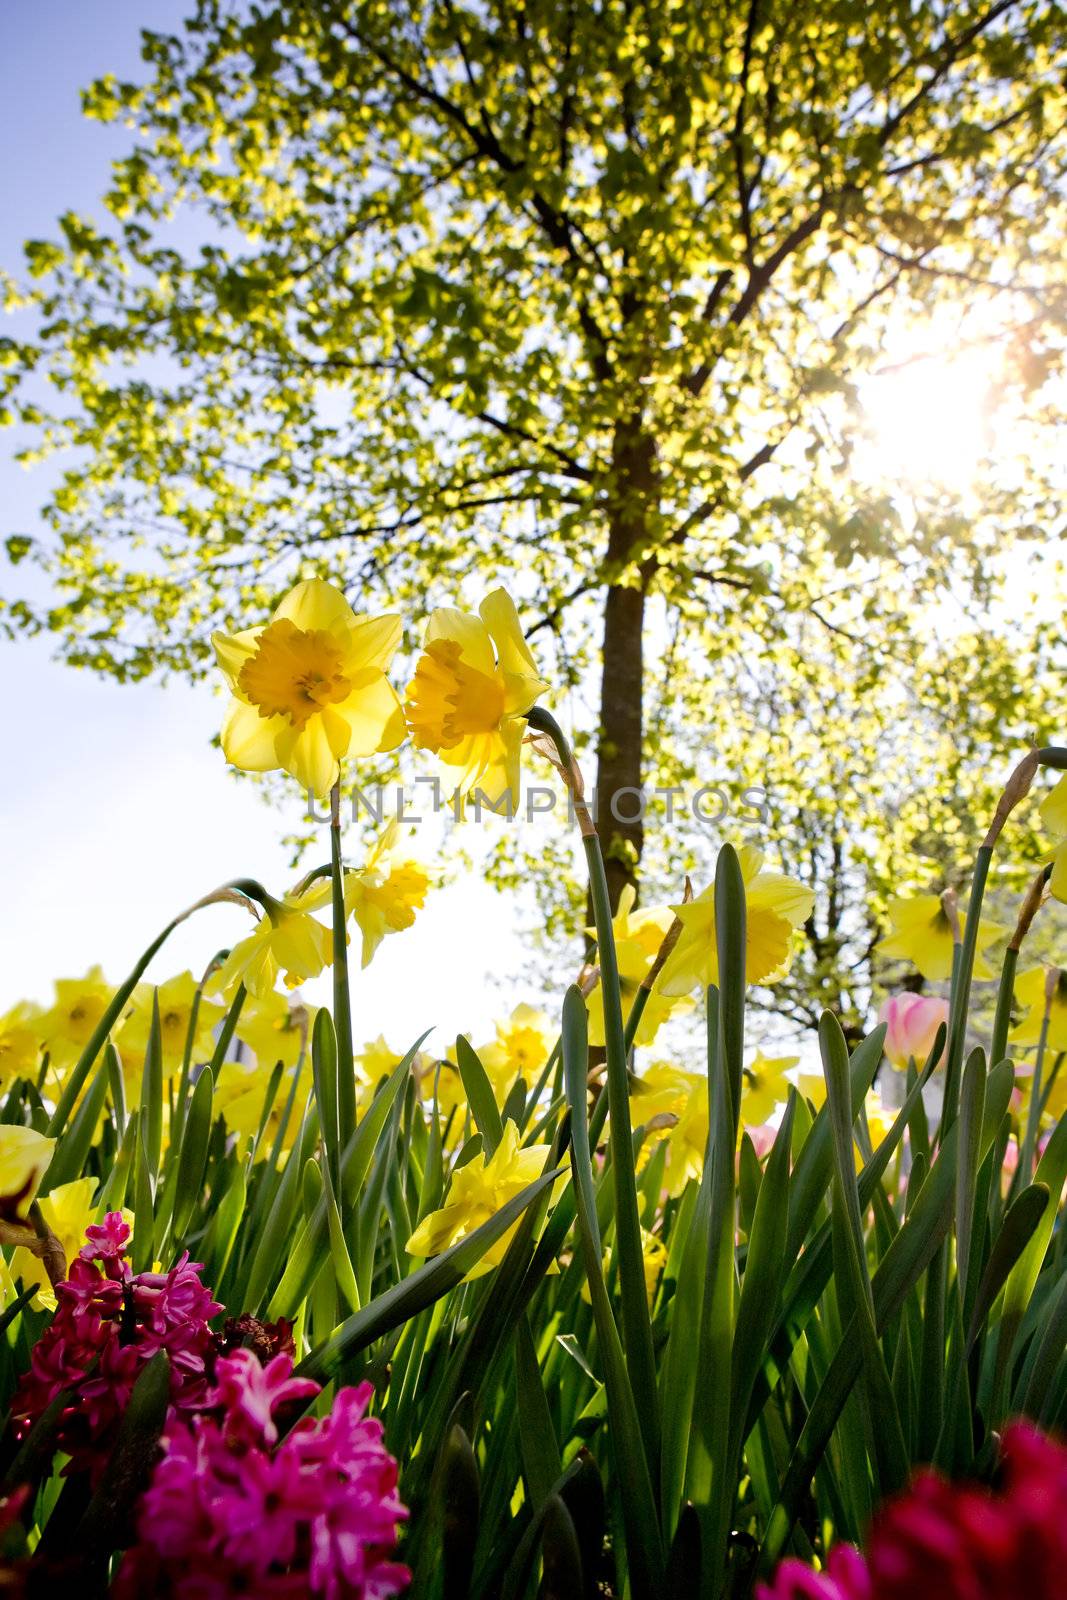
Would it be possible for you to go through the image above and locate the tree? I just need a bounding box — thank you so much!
[2,0,1064,952]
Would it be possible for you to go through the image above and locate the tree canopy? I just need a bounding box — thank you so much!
[2,0,1065,1022]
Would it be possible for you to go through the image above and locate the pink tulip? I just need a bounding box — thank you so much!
[878,992,949,1070]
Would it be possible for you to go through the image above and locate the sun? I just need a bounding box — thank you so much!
[856,337,997,493]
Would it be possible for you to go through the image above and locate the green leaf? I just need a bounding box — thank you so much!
[456,1034,504,1155]
[296,1164,563,1384]
[967,1183,1049,1349]
[517,1315,563,1507]
[539,1494,584,1600]
[140,991,164,1180]
[561,982,664,1598]
[311,1007,341,1188]
[74,1350,171,1566]
[171,1066,213,1239]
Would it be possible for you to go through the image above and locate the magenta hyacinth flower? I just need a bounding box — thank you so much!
[12,1213,220,1474]
[758,1422,1067,1600]
[117,1349,410,1598]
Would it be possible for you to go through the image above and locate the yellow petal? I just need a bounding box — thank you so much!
[426,607,495,675]
[1041,775,1067,837]
[341,612,403,676]
[479,590,548,714]
[276,717,341,798]
[1052,841,1067,904]
[274,578,354,633]
[212,627,263,692]
[330,676,406,756]
[220,700,287,773]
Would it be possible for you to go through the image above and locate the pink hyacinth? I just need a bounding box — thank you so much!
[11,1213,220,1474]
[758,1422,1067,1600]
[878,993,948,1072]
[116,1349,409,1599]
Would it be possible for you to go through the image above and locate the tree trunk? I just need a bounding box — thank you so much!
[594,415,657,911]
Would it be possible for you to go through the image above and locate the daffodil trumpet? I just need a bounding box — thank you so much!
[524,703,658,1464]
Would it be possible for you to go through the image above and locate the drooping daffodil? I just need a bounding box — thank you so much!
[300,820,431,968]
[585,885,691,1047]
[1040,777,1067,902]
[655,847,815,997]
[406,1121,555,1277]
[210,894,333,1000]
[405,588,548,810]
[1010,966,1067,1053]
[876,894,1006,982]
[213,578,406,798]
[0,1126,55,1223]
[119,973,226,1076]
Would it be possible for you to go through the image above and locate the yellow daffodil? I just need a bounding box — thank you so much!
[1010,967,1067,1053]
[355,1035,405,1086]
[10,1178,133,1310]
[876,894,1006,982]
[211,896,333,1000]
[1040,777,1067,901]
[301,821,431,968]
[215,1057,312,1156]
[794,1071,827,1110]
[119,972,225,1076]
[742,1053,799,1126]
[39,967,114,1069]
[858,1091,894,1171]
[0,1004,42,1088]
[213,578,405,798]
[479,1004,555,1099]
[585,886,690,1047]
[406,1120,554,1277]
[0,1126,55,1221]
[630,1062,700,1124]
[234,992,309,1072]
[418,1050,470,1125]
[664,1077,710,1196]
[655,848,815,998]
[405,588,548,809]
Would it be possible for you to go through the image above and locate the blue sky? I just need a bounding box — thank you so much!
[0,1,531,1050]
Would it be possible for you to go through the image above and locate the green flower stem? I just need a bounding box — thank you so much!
[990,947,1019,1069]
[526,705,659,1470]
[945,749,1067,1133]
[330,781,357,1149]
[1020,1001,1052,1182]
[941,847,992,1136]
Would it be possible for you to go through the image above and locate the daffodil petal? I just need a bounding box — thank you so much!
[274,577,355,632]
[276,718,341,799]
[212,627,263,691]
[426,608,496,676]
[220,700,287,773]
